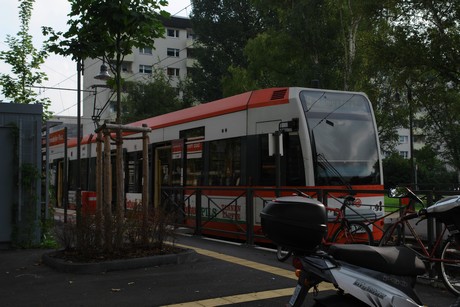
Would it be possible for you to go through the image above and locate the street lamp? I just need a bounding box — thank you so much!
[95,61,111,81]
[406,84,417,189]
[76,58,83,226]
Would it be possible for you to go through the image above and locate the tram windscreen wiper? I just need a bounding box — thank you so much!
[317,153,354,193]
[311,94,355,131]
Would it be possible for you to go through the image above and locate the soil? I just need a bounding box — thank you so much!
[49,244,185,263]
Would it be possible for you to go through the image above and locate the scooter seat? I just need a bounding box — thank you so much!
[328,244,426,276]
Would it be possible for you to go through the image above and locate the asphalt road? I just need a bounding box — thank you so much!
[0,234,457,307]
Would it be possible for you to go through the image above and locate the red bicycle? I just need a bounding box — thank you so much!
[379,186,460,296]
[276,194,374,261]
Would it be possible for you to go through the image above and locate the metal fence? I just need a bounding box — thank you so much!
[161,186,460,247]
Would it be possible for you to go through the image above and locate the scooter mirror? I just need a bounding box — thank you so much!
[388,186,409,198]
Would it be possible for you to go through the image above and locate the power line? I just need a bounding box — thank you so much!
[32,85,94,93]
[45,3,194,114]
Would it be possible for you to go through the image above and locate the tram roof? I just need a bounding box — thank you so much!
[65,87,290,148]
[129,87,289,130]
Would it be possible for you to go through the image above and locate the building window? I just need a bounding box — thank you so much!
[187,30,196,39]
[140,47,153,54]
[167,67,180,77]
[167,28,180,38]
[186,48,195,58]
[399,135,409,144]
[139,65,152,74]
[399,151,409,159]
[167,48,180,57]
[121,62,132,73]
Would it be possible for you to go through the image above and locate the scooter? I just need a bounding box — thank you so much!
[288,244,426,306]
[260,195,427,307]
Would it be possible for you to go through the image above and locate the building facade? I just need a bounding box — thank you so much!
[82,16,194,135]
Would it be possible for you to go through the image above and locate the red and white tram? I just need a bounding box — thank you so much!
[47,87,384,242]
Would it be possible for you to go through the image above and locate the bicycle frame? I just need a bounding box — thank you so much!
[324,205,374,245]
[384,200,460,267]
[390,216,448,263]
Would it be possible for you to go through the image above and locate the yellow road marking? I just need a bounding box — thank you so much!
[163,288,295,307]
[161,243,335,306]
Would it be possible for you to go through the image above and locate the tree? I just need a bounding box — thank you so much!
[43,0,169,252]
[0,0,51,120]
[382,153,411,188]
[415,146,458,190]
[188,0,264,102]
[374,0,460,174]
[122,68,191,123]
[223,1,389,92]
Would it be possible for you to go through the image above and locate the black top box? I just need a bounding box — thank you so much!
[260,196,327,252]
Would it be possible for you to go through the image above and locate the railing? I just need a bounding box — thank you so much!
[161,186,460,247]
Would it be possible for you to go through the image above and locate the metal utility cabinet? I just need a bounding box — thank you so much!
[0,103,42,248]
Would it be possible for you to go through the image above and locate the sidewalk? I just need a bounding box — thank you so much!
[0,233,457,307]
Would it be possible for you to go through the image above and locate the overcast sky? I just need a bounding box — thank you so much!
[0,0,192,116]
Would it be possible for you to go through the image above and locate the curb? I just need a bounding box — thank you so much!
[42,248,197,274]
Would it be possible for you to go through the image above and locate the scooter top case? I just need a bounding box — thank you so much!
[260,196,327,252]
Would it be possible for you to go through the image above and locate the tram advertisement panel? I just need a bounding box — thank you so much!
[184,194,247,222]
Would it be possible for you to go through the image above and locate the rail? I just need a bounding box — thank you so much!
[160,186,459,248]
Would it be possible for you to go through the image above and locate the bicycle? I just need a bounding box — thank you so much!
[276,194,374,261]
[379,186,460,296]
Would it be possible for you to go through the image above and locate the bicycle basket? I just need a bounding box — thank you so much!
[426,195,460,234]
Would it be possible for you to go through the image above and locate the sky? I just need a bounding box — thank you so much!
[0,0,192,116]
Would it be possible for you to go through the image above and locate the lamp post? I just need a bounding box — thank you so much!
[406,84,417,189]
[94,61,112,120]
[76,58,83,226]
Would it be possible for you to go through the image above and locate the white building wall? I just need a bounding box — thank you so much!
[391,127,425,159]
[82,17,194,135]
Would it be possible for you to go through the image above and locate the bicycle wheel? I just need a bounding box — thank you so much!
[331,221,374,245]
[276,245,292,262]
[438,237,460,296]
[378,223,403,247]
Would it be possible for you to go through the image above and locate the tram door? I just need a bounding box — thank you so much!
[154,146,172,208]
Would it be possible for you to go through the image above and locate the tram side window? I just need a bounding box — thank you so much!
[127,153,142,193]
[68,160,77,191]
[186,156,202,186]
[259,135,276,186]
[259,133,306,186]
[285,133,306,186]
[208,138,241,186]
[83,158,96,191]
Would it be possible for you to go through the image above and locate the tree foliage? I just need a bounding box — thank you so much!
[187,0,460,180]
[43,0,170,253]
[122,69,192,123]
[43,0,169,123]
[188,0,264,102]
[0,0,51,119]
[379,0,460,172]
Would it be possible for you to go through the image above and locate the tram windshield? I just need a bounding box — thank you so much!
[300,90,381,186]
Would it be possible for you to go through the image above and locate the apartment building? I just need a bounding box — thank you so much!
[81,16,194,134]
[393,128,425,159]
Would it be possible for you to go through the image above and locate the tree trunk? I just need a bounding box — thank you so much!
[103,131,113,253]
